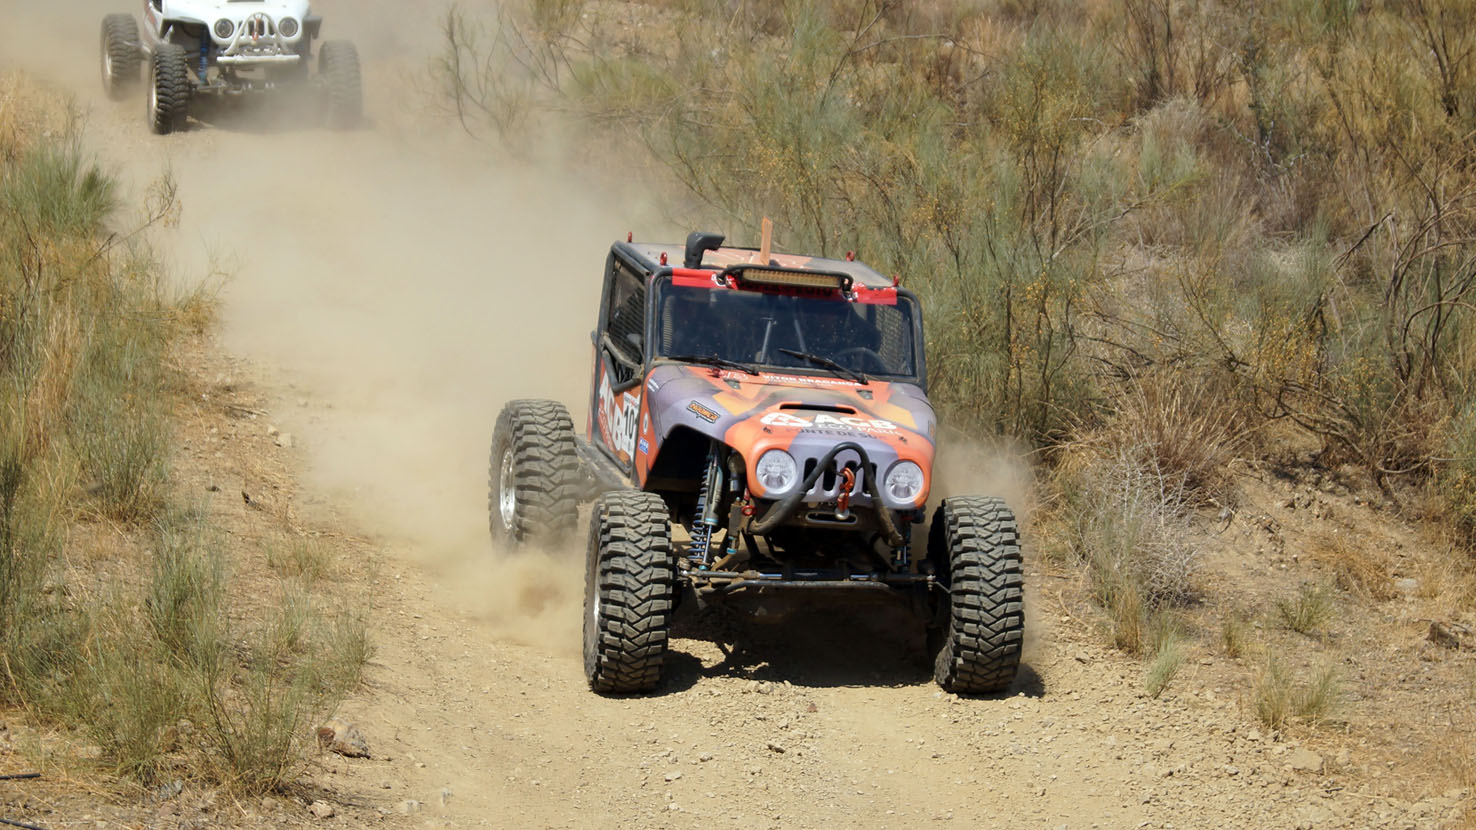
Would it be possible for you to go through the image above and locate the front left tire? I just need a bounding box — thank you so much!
[930,496,1025,694]
[147,43,191,134]
[487,399,582,548]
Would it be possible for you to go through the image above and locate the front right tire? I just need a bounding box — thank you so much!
[584,491,676,694]
[147,43,191,135]
[319,40,362,129]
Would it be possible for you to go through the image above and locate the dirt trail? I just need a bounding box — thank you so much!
[0,4,1461,828]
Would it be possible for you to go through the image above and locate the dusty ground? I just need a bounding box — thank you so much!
[2,2,1474,828]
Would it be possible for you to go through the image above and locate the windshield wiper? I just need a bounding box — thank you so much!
[664,354,761,375]
[777,348,869,384]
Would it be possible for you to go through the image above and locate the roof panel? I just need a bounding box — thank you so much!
[627,242,894,288]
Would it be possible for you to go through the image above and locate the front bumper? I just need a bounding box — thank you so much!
[747,441,908,547]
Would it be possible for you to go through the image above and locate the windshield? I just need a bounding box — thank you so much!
[653,278,921,380]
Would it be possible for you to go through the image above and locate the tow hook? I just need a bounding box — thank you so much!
[835,467,856,520]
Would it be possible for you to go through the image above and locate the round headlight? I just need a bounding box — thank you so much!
[214,18,235,39]
[755,450,799,497]
[278,17,299,38]
[885,460,926,505]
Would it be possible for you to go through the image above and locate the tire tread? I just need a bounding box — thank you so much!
[585,491,674,694]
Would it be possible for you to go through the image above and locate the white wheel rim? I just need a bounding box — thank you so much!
[149,76,158,117]
[498,448,516,531]
[103,50,113,89]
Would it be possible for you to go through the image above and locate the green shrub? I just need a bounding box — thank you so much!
[197,587,369,794]
[0,139,115,238]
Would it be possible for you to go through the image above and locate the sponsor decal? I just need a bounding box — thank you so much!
[597,374,641,459]
[638,438,650,454]
[721,371,860,388]
[760,411,898,431]
[687,401,721,423]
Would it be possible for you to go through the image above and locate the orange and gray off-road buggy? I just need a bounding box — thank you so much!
[489,232,1024,695]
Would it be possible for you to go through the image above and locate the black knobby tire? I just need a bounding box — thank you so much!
[583,491,676,694]
[147,43,191,135]
[100,14,141,100]
[487,399,582,547]
[318,40,362,129]
[930,496,1025,694]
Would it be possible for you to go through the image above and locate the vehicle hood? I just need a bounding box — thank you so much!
[163,0,310,23]
[642,363,936,507]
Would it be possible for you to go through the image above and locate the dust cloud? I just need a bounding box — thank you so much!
[2,0,671,652]
[1,1,1037,659]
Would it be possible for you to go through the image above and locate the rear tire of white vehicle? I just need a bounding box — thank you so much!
[100,14,141,101]
[319,40,361,129]
[147,43,191,135]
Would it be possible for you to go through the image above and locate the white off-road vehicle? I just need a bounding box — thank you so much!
[99,1,361,134]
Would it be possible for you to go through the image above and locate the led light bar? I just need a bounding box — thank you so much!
[730,266,852,293]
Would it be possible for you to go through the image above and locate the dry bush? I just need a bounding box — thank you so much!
[1060,445,1198,653]
[1307,537,1394,602]
[196,588,369,795]
[1073,448,1198,602]
[1438,404,1476,544]
[1276,582,1335,636]
[1094,372,1246,506]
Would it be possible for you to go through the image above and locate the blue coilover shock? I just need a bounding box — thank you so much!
[690,446,723,568]
[199,37,209,83]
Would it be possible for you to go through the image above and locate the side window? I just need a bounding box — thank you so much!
[602,261,645,381]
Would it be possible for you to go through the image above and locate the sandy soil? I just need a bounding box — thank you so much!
[1,2,1472,828]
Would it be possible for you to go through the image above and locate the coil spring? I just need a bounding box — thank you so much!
[690,447,720,567]
[199,38,209,83]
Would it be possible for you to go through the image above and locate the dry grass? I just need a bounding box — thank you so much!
[1143,618,1184,698]
[1307,537,1394,602]
[266,536,333,583]
[1254,656,1340,731]
[1220,612,1249,659]
[1411,546,1476,618]
[1098,372,1247,507]
[1276,582,1335,637]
